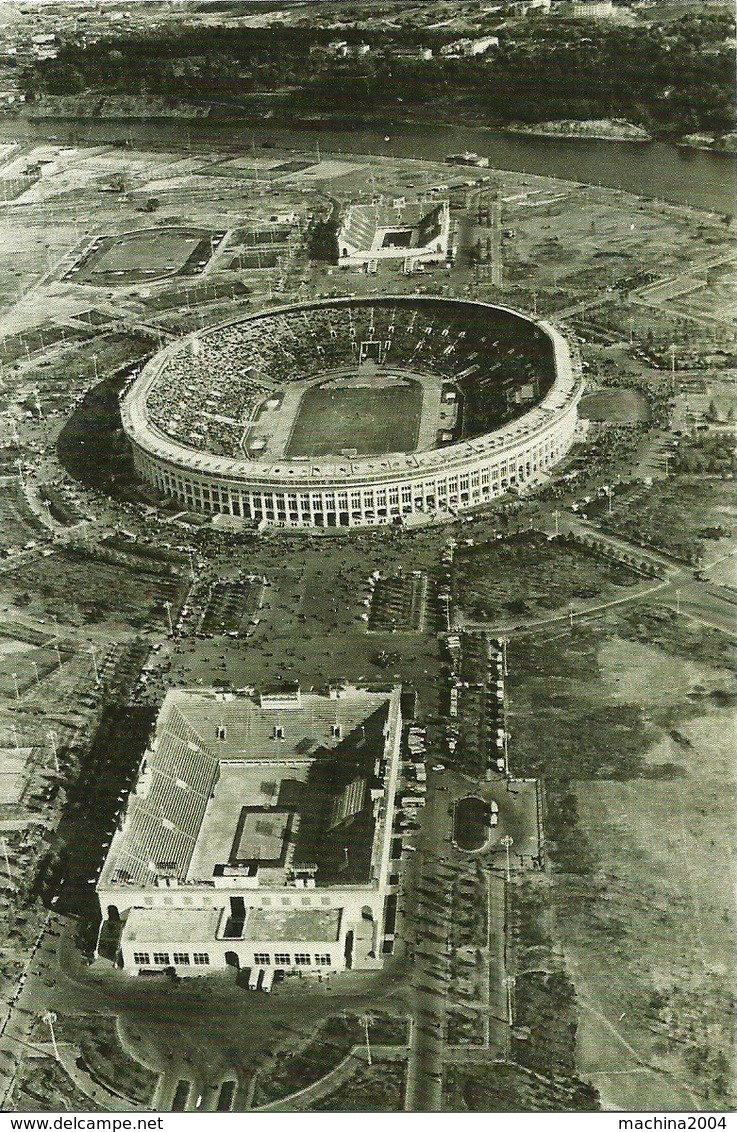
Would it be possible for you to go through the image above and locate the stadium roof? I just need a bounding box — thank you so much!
[244,907,342,943]
[122,907,221,947]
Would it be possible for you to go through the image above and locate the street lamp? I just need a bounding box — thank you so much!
[42,1012,59,1062]
[360,1013,374,1066]
[47,730,60,775]
[505,974,516,1027]
[500,835,514,884]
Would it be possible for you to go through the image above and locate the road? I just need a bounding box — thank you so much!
[404,857,452,1111]
[0,906,412,1113]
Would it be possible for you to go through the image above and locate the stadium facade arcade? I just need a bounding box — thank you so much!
[121,296,583,531]
[97,684,403,976]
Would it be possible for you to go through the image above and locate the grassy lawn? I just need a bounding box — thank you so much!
[285,382,422,457]
[29,1013,158,1106]
[75,1016,158,1105]
[7,547,186,629]
[452,532,640,623]
[368,571,427,632]
[598,478,735,563]
[253,1012,409,1107]
[74,228,212,283]
[446,1009,485,1046]
[453,796,490,852]
[200,579,263,635]
[309,1062,407,1111]
[506,611,736,1110]
[0,483,48,553]
[617,605,734,670]
[444,1063,598,1112]
[13,1057,98,1113]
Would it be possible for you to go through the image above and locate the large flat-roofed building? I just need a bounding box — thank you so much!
[97,684,403,976]
[338,201,450,267]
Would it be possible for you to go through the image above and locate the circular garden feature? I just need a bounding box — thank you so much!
[453,795,491,852]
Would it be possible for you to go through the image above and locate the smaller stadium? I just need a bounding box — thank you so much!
[97,684,403,976]
[64,226,224,285]
[338,199,450,268]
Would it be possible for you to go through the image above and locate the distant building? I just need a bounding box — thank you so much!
[97,684,404,976]
[338,199,450,268]
[325,40,370,58]
[440,36,499,58]
[390,45,434,60]
[511,0,551,13]
[567,0,615,17]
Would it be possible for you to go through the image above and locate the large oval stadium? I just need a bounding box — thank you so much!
[121,296,583,529]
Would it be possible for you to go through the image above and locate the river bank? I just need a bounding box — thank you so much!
[2,112,735,214]
[678,131,737,155]
[506,118,652,143]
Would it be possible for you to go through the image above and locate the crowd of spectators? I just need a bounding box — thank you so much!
[144,301,556,457]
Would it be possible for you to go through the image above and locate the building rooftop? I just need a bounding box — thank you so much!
[244,907,342,943]
[121,906,221,948]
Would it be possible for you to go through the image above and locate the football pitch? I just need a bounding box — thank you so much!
[285,381,424,457]
[72,228,214,283]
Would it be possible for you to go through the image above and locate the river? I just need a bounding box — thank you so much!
[1,116,734,214]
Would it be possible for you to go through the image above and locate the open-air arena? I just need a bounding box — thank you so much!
[2,35,734,1106]
[121,296,583,529]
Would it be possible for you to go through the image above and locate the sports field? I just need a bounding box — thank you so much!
[285,380,423,457]
[72,228,214,283]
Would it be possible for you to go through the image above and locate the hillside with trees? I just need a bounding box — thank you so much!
[21,7,736,139]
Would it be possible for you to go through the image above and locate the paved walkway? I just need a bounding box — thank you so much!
[54,1043,140,1112]
[255,1044,408,1112]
